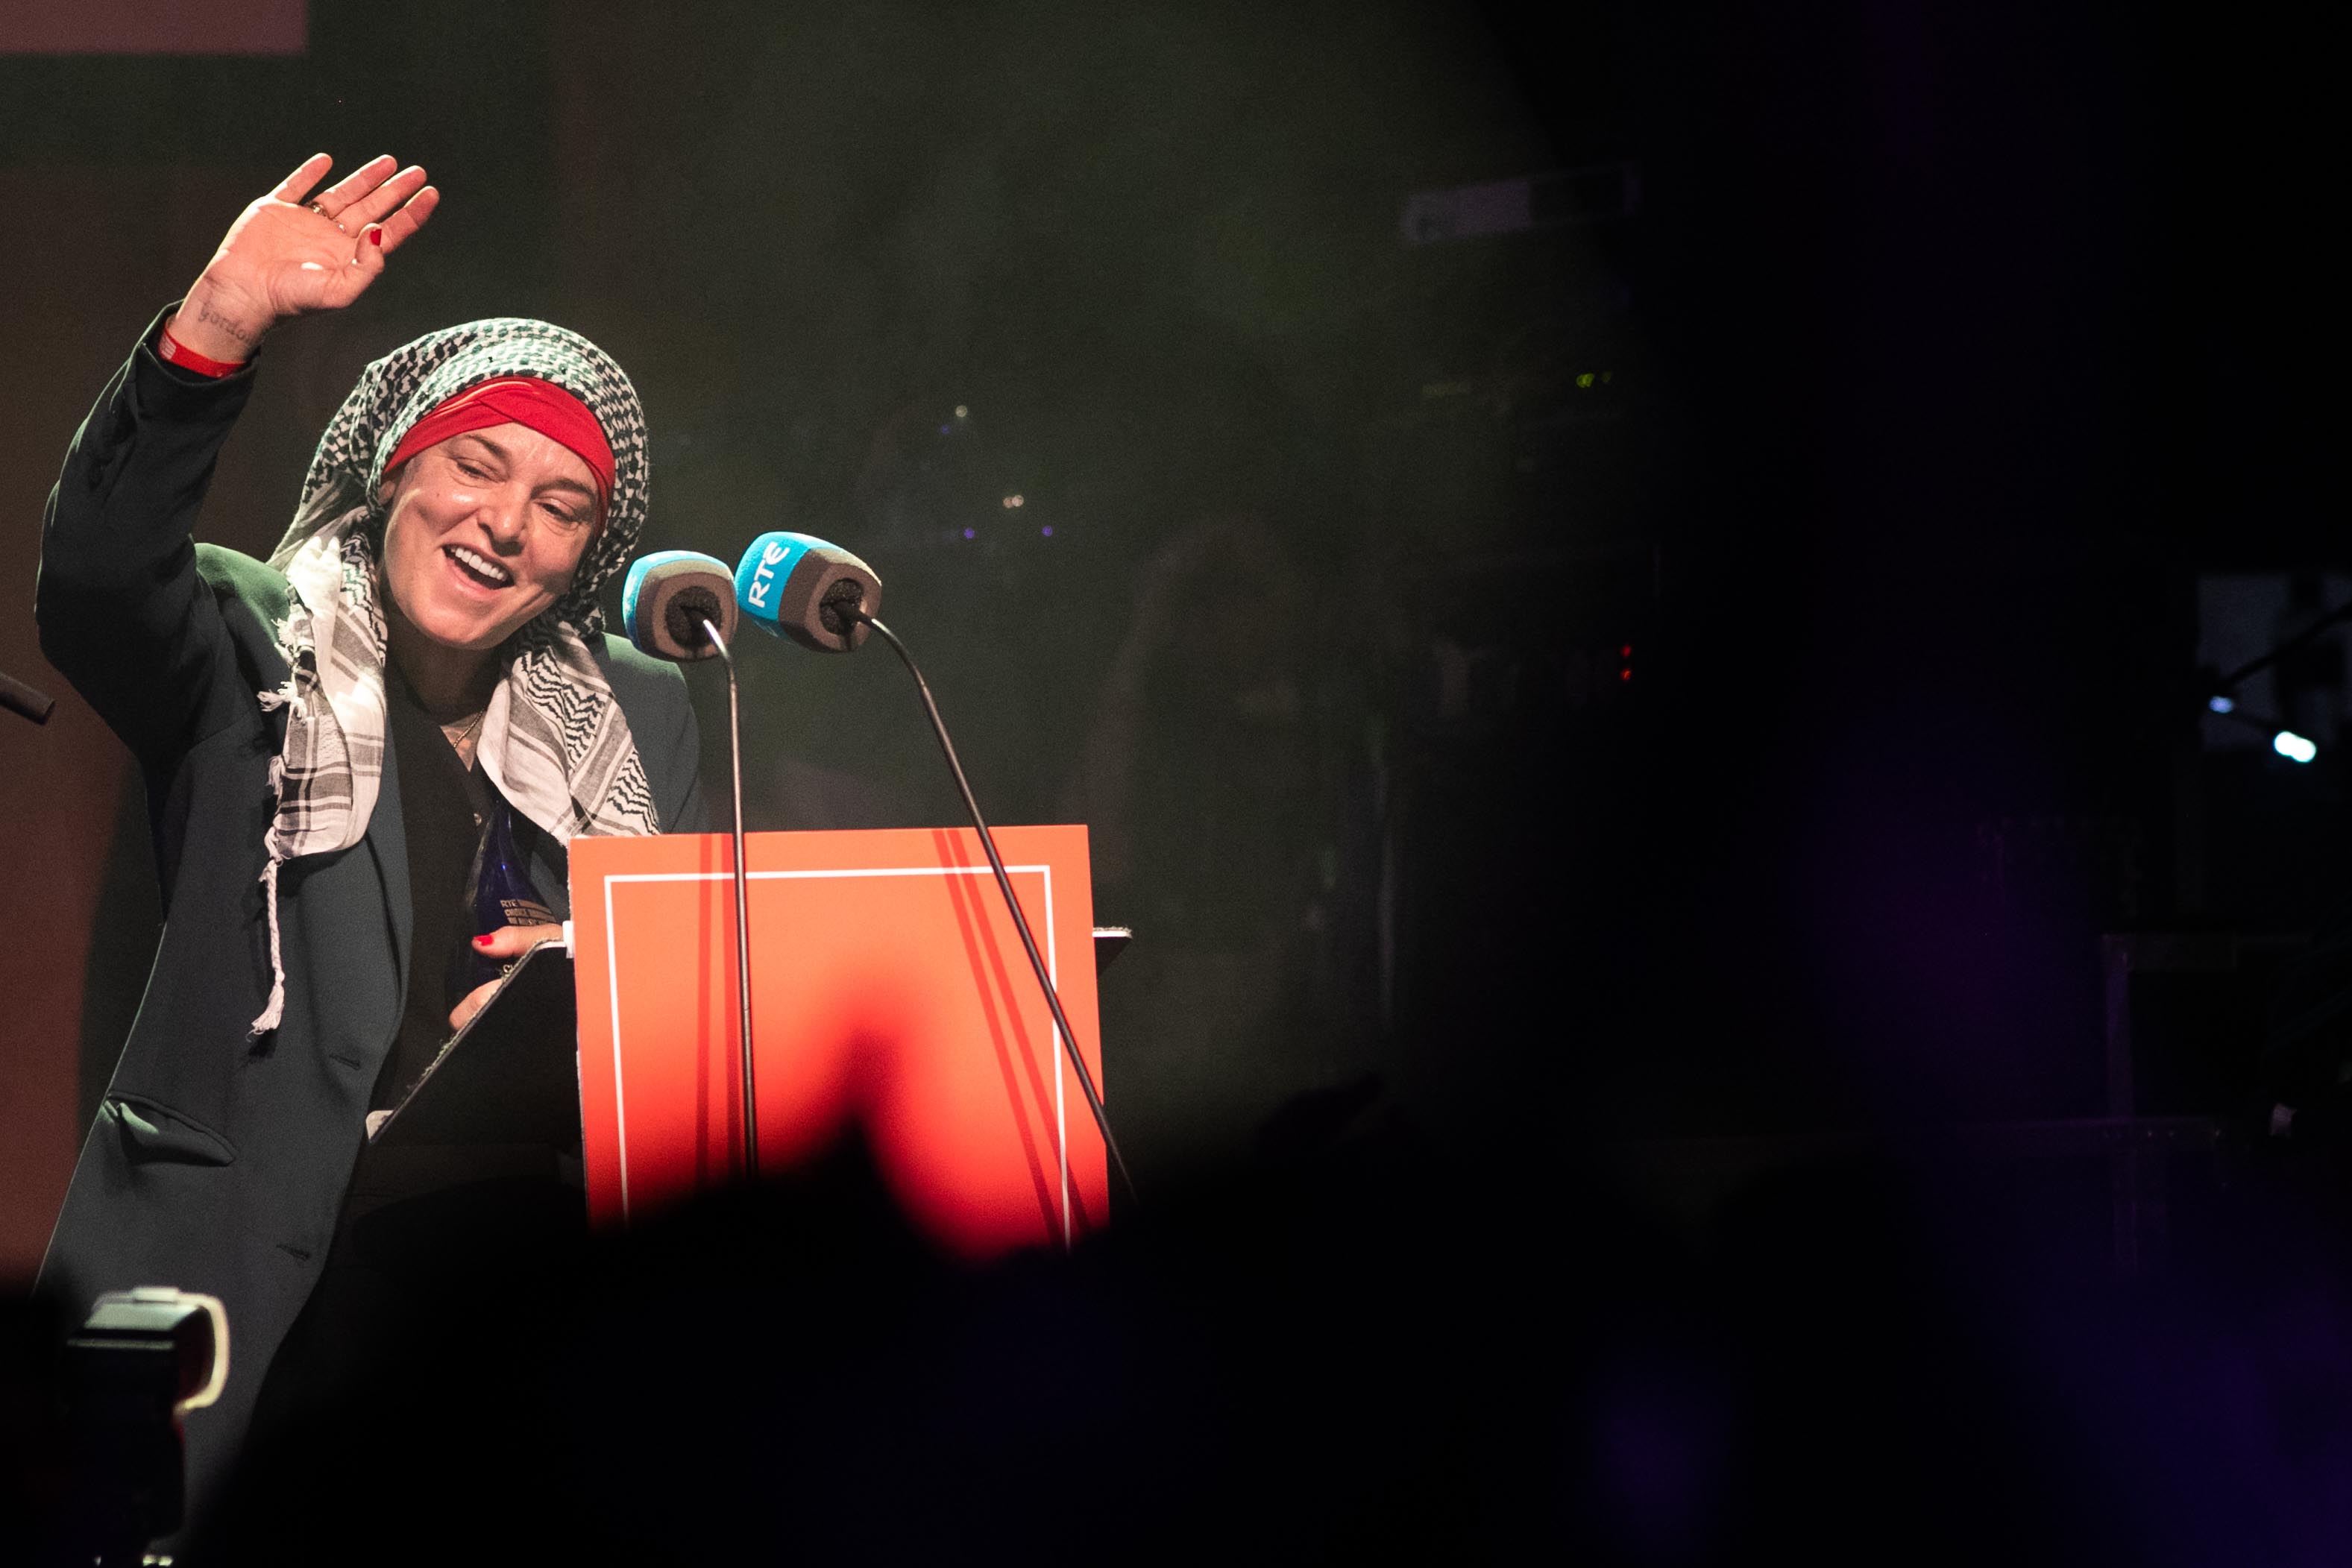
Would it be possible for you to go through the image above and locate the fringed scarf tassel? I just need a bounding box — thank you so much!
[249,857,287,1039]
[249,701,292,1039]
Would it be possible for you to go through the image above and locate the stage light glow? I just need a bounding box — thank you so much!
[1040,526,1054,537]
[937,424,952,435]
[1003,494,1024,509]
[2275,730,2318,763]
[961,527,976,541]
[955,405,969,418]
[2209,695,2236,714]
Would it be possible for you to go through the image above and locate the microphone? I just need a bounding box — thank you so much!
[732,532,883,654]
[729,529,1138,1220]
[621,550,739,661]
[619,547,761,1177]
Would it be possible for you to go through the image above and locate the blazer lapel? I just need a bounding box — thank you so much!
[365,721,414,1010]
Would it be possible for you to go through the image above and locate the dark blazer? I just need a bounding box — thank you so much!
[31,311,706,1526]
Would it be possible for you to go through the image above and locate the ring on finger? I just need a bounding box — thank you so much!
[305,200,348,230]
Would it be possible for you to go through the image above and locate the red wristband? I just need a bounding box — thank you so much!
[157,322,246,378]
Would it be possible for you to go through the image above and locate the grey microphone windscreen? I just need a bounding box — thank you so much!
[623,551,740,662]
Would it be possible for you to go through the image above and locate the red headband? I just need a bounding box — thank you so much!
[383,376,616,506]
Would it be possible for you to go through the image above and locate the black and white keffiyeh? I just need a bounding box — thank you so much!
[249,318,660,1036]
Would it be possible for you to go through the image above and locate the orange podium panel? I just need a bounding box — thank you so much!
[569,826,1107,1258]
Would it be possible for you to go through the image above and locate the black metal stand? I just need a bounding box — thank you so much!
[849,609,1139,1214]
[702,617,759,1180]
[2213,596,2352,696]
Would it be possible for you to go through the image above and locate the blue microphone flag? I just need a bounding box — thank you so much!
[733,532,883,654]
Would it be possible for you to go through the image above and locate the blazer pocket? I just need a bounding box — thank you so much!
[104,1095,238,1166]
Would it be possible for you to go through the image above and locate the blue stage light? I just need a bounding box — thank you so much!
[2274,730,2318,763]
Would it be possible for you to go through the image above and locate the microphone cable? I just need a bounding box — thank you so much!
[843,605,1140,1213]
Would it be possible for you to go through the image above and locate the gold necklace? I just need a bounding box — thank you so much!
[440,709,487,756]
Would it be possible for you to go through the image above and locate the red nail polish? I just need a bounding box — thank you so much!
[472,934,493,948]
[369,227,383,247]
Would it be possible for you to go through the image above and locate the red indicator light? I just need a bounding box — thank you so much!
[1620,643,1632,658]
[1620,669,1632,681]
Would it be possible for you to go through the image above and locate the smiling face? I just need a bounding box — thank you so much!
[377,422,604,652]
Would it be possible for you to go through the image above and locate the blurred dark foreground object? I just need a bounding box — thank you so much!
[65,1288,225,1563]
[200,1092,1614,1564]
[0,1286,226,1566]
[156,1069,2352,1566]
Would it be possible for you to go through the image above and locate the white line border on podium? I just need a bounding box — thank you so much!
[596,866,1064,1234]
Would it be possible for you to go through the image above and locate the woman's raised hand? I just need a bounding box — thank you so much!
[168,154,439,366]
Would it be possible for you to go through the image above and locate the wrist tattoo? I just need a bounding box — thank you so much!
[195,303,262,347]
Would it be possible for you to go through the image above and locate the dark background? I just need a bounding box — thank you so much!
[2,0,2338,1238]
[3,7,2348,1550]
[4,0,2352,1551]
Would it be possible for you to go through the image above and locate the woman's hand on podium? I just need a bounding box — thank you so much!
[168,153,440,365]
[449,922,565,1033]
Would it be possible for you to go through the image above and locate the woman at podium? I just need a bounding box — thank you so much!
[33,154,706,1527]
